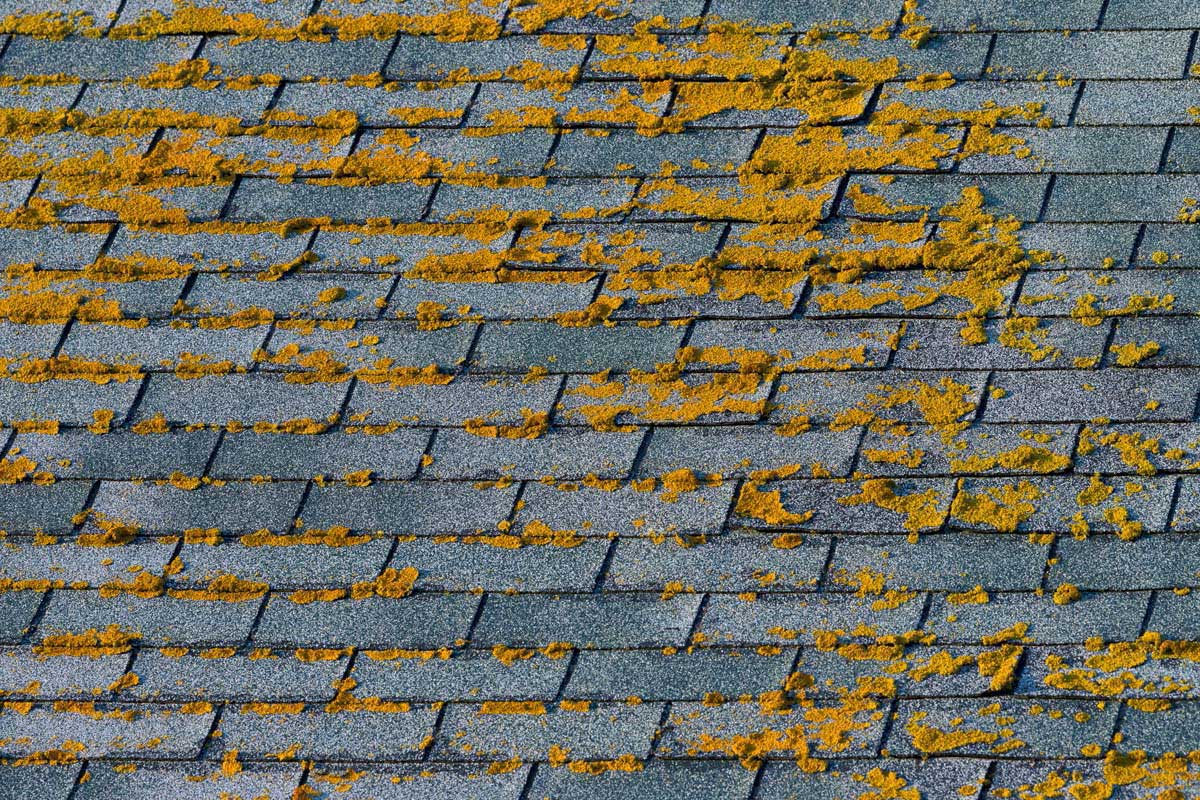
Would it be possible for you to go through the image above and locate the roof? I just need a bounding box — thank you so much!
[0,0,1197,797]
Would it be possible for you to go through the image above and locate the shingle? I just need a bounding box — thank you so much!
[844,174,1051,221]
[524,0,705,32]
[0,36,200,80]
[1046,175,1200,223]
[429,179,636,221]
[474,593,702,648]
[0,483,93,533]
[128,649,345,702]
[513,480,735,539]
[1168,476,1200,531]
[389,272,598,319]
[1148,590,1200,638]
[425,428,643,480]
[1018,268,1200,317]
[201,36,393,79]
[265,321,476,371]
[988,31,1191,80]
[549,128,759,177]
[985,369,1199,423]
[657,698,886,758]
[558,370,774,428]
[1017,643,1200,698]
[75,763,302,800]
[1107,317,1200,367]
[0,228,109,270]
[1117,701,1200,755]
[0,764,80,800]
[184,273,389,320]
[924,589,1150,644]
[386,34,586,80]
[957,126,1169,174]
[813,33,992,79]
[211,429,430,481]
[1103,0,1200,28]
[531,759,754,800]
[637,425,860,479]
[1019,222,1140,269]
[604,533,830,592]
[566,646,797,701]
[699,593,926,645]
[985,761,1152,800]
[1073,422,1200,475]
[703,0,895,28]
[61,321,267,367]
[228,179,434,223]
[116,0,313,25]
[770,371,986,426]
[365,128,556,176]
[0,539,175,588]
[740,478,955,534]
[13,429,219,480]
[134,373,348,426]
[830,533,1048,592]
[87,480,304,534]
[758,759,989,800]
[0,648,127,698]
[76,84,275,124]
[470,321,686,373]
[0,703,216,760]
[299,482,518,535]
[687,319,901,371]
[253,594,480,648]
[0,380,142,428]
[38,591,261,646]
[466,82,671,129]
[389,536,610,592]
[893,317,1109,369]
[880,81,1077,127]
[857,423,1077,477]
[351,648,569,702]
[1076,81,1200,125]
[173,537,394,587]
[433,701,664,761]
[347,374,562,429]
[920,0,1104,29]
[886,698,1117,757]
[0,591,44,643]
[218,705,439,760]
[587,34,789,81]
[307,764,529,800]
[799,645,1003,698]
[1136,224,1200,266]
[952,475,1176,534]
[274,81,476,127]
[1051,533,1200,590]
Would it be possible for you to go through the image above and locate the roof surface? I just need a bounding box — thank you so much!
[0,0,1198,798]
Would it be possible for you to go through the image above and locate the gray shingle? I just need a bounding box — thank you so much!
[0,591,44,643]
[211,429,430,481]
[88,480,304,534]
[218,705,439,760]
[201,36,393,79]
[920,0,1104,29]
[1076,81,1200,125]
[893,317,1109,369]
[550,128,759,177]
[886,697,1116,757]
[0,765,80,800]
[433,701,664,761]
[924,589,1150,644]
[957,126,1169,175]
[985,369,1199,423]
[173,537,394,587]
[1103,0,1200,27]
[128,648,345,702]
[229,179,434,223]
[531,759,753,800]
[758,759,988,800]
[699,593,927,645]
[474,593,702,648]
[351,648,569,702]
[134,374,348,427]
[566,646,797,701]
[0,35,199,80]
[76,763,302,800]
[306,764,529,800]
[347,374,562,429]
[470,321,686,373]
[425,428,643,480]
[299,481,518,535]
[13,429,219,480]
[0,483,94,532]
[389,536,610,592]
[988,31,1191,79]
[604,533,830,592]
[830,533,1048,591]
[0,703,215,760]
[253,593,480,648]
[0,648,127,698]
[513,480,735,539]
[0,380,142,429]
[1117,701,1200,755]
[38,590,261,646]
[637,425,860,479]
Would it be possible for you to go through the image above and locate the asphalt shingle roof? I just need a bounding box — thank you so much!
[0,0,1197,797]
